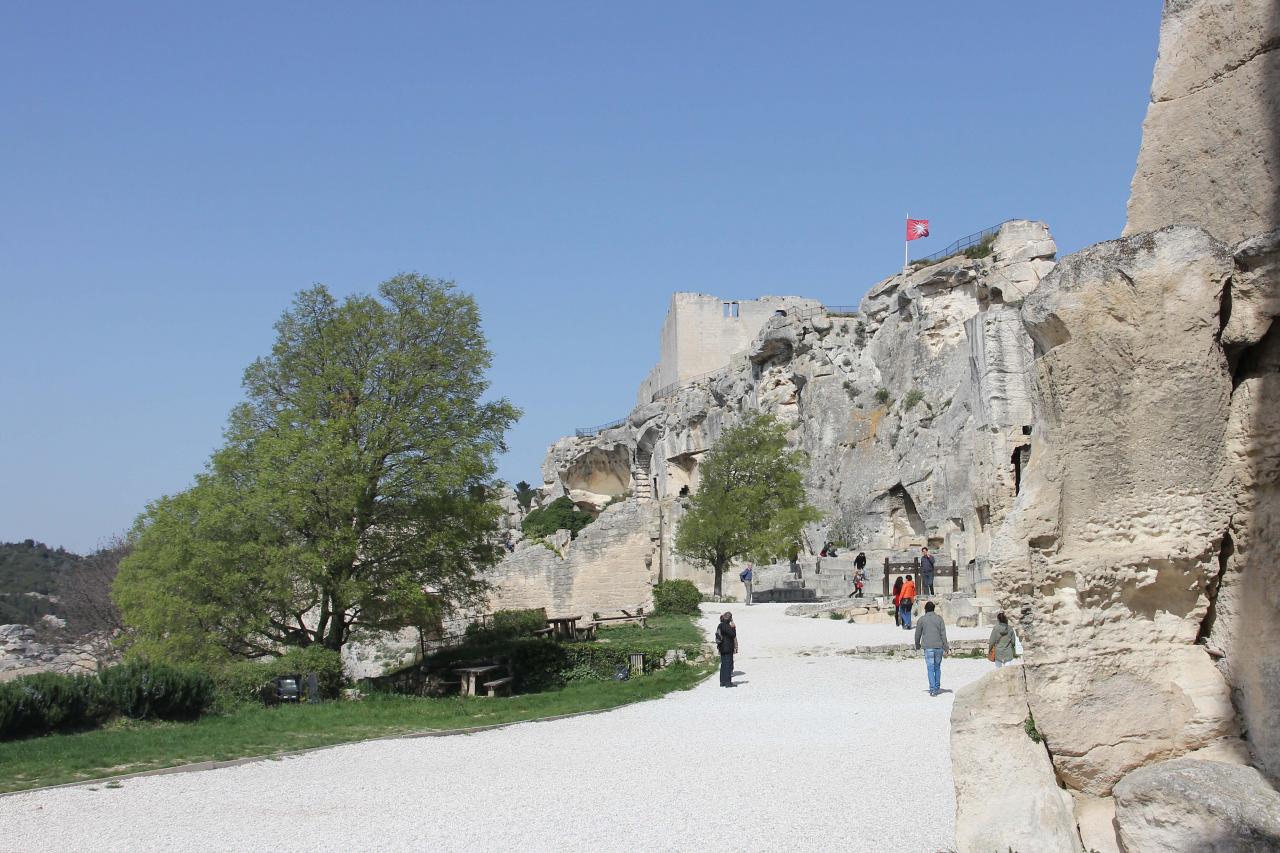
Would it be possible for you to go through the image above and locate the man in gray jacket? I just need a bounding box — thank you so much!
[913,601,949,696]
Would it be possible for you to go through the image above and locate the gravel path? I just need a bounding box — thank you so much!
[0,604,995,852]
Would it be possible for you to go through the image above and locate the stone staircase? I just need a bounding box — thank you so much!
[631,450,653,501]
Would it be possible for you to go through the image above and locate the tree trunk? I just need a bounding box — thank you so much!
[713,563,724,598]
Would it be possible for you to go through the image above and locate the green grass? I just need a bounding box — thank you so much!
[0,661,713,793]
[592,613,703,649]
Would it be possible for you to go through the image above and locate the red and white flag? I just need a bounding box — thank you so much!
[906,218,930,241]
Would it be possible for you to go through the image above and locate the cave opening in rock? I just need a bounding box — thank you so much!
[1011,444,1031,495]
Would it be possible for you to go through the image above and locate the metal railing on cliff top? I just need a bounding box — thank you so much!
[910,219,1014,266]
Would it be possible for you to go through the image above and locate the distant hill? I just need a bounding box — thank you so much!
[0,540,82,624]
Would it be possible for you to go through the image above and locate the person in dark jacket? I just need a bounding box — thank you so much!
[715,612,738,687]
[920,546,936,596]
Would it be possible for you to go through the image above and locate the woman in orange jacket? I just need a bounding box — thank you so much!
[899,574,917,630]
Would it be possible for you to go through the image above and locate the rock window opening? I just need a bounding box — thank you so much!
[722,301,741,318]
[1011,444,1031,495]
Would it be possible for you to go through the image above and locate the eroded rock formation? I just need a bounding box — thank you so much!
[492,220,1058,618]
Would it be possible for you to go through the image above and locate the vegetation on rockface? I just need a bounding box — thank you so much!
[514,481,536,512]
[520,497,594,541]
[0,662,713,794]
[1024,711,1043,744]
[674,414,822,597]
[902,388,925,411]
[115,275,519,663]
[652,579,702,616]
[875,387,891,405]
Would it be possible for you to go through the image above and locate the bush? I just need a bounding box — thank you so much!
[99,661,215,721]
[902,388,924,411]
[652,579,702,616]
[874,387,891,405]
[521,497,594,540]
[214,646,345,707]
[0,672,112,739]
[466,608,546,643]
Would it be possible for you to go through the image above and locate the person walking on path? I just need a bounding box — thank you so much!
[849,565,866,598]
[739,564,754,606]
[920,546,936,596]
[899,574,917,630]
[891,575,905,626]
[914,601,950,696]
[988,612,1017,668]
[715,612,738,687]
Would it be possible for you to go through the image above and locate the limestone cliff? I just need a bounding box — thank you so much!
[490,220,1057,615]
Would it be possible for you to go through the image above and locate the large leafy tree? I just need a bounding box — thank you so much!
[115,275,518,661]
[674,413,821,597]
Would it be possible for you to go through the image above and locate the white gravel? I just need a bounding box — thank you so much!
[0,604,995,852]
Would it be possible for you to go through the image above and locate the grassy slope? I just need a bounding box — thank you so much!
[1,619,711,794]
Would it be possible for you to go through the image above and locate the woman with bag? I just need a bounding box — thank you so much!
[715,612,738,688]
[891,576,904,626]
[988,612,1017,667]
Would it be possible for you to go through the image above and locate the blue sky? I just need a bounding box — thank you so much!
[1,3,1162,552]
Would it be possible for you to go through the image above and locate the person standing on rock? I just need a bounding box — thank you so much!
[899,574,916,630]
[740,563,753,606]
[988,612,1017,668]
[891,575,905,626]
[914,601,950,696]
[920,546,936,596]
[715,612,738,688]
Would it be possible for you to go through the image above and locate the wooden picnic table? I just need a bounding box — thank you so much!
[545,615,582,640]
[454,664,502,697]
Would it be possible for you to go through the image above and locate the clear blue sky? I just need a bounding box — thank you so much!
[1,2,1162,552]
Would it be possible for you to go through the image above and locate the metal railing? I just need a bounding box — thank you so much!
[574,416,629,438]
[649,365,731,403]
[910,219,1014,266]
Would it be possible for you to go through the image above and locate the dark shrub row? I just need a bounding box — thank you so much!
[0,661,215,740]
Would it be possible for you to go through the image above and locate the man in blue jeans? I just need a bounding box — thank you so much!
[913,601,950,696]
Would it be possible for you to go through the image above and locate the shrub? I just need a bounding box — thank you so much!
[99,661,216,721]
[874,387,891,405]
[652,579,702,616]
[521,497,594,540]
[842,381,859,401]
[902,388,924,411]
[215,646,345,707]
[0,672,112,739]
[464,608,547,644]
[828,611,844,620]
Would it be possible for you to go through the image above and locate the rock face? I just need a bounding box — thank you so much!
[990,226,1241,796]
[1113,758,1280,852]
[502,221,1056,614]
[1125,0,1280,244]
[950,665,1082,853]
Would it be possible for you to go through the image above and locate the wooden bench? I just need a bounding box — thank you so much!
[531,627,554,638]
[594,615,647,628]
[482,676,513,697]
[575,621,598,640]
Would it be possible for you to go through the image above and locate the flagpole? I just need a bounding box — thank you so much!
[904,212,909,273]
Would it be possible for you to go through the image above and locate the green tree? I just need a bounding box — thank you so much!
[115,275,519,661]
[514,481,536,512]
[673,414,821,597]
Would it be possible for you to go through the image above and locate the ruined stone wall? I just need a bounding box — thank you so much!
[486,500,660,616]
[635,292,821,405]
